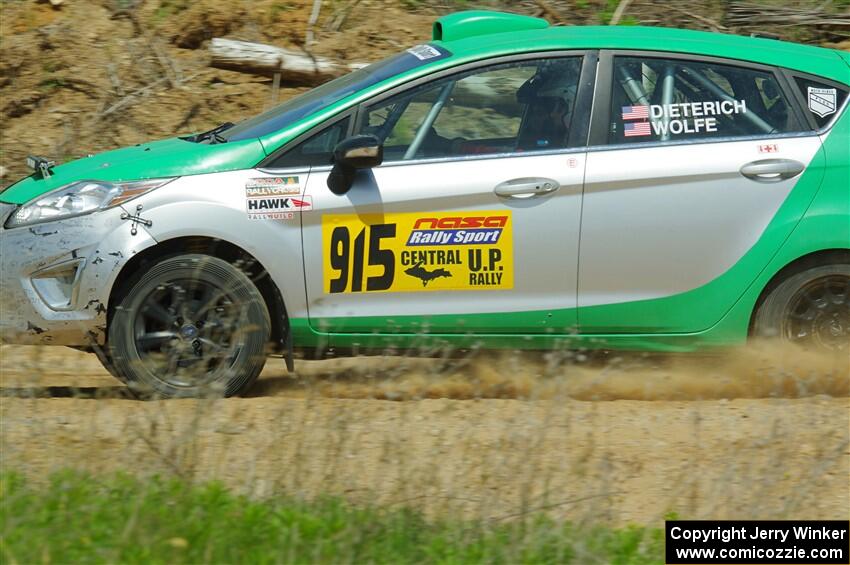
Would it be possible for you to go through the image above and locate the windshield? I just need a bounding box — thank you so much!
[223,44,452,142]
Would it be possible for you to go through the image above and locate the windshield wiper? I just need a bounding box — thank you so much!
[184,122,235,144]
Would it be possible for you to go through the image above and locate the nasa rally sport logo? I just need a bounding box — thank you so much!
[808,87,837,118]
[406,215,508,246]
[401,214,509,288]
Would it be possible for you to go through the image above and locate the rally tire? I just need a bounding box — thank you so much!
[753,263,850,352]
[108,254,270,398]
[92,345,122,380]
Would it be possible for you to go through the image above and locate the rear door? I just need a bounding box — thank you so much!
[293,53,595,335]
[578,52,826,333]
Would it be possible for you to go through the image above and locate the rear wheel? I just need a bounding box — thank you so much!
[753,263,850,352]
[108,254,270,398]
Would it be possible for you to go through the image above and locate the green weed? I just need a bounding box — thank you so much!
[153,0,190,21]
[0,471,664,564]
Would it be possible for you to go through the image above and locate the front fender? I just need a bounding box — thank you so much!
[128,170,309,320]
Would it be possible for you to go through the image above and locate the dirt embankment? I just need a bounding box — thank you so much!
[1,345,848,525]
[0,0,434,183]
[2,0,846,184]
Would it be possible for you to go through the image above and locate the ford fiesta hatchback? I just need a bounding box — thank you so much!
[2,11,848,397]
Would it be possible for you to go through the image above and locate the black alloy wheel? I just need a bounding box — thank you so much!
[754,263,850,352]
[782,274,850,350]
[108,254,270,398]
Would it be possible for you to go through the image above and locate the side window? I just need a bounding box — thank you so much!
[793,76,848,130]
[268,117,351,168]
[609,56,803,145]
[358,57,583,162]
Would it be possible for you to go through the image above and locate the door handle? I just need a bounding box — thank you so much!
[740,159,804,183]
[494,177,560,198]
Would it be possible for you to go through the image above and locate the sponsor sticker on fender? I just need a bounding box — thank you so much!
[322,211,513,293]
[245,176,310,219]
[246,176,301,196]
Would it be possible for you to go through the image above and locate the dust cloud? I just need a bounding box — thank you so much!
[255,342,849,401]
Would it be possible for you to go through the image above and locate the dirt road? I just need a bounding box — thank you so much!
[1,345,848,526]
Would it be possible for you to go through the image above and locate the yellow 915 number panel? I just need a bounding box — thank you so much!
[322,211,514,293]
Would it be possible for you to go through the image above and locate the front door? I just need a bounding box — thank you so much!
[299,55,591,335]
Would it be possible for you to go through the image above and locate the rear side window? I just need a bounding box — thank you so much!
[609,56,804,145]
[793,76,848,130]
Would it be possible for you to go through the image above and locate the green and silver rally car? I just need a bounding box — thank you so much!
[1,11,848,397]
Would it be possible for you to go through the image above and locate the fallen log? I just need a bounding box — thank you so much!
[210,38,359,83]
[726,2,849,41]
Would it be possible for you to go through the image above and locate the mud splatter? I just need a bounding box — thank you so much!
[84,299,107,314]
[27,227,58,237]
[26,322,47,335]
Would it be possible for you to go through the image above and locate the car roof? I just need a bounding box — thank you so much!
[434,22,850,85]
[256,12,849,152]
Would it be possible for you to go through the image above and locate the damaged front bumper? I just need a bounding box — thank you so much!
[0,202,157,345]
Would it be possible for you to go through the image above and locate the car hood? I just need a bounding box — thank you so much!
[0,136,266,205]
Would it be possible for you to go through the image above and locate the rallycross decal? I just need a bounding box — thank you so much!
[807,87,837,118]
[322,212,514,293]
[246,176,301,195]
[245,176,309,220]
[621,100,748,137]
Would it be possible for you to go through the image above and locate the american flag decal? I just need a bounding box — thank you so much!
[622,105,649,120]
[624,122,651,137]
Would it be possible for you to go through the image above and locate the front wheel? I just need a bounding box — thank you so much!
[753,263,850,352]
[108,254,270,398]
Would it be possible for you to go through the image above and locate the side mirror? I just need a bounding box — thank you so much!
[327,135,383,195]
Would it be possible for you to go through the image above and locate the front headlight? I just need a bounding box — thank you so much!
[5,178,175,228]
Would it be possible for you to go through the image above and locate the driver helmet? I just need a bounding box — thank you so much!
[518,74,578,147]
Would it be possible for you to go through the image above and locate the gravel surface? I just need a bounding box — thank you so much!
[1,345,848,525]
